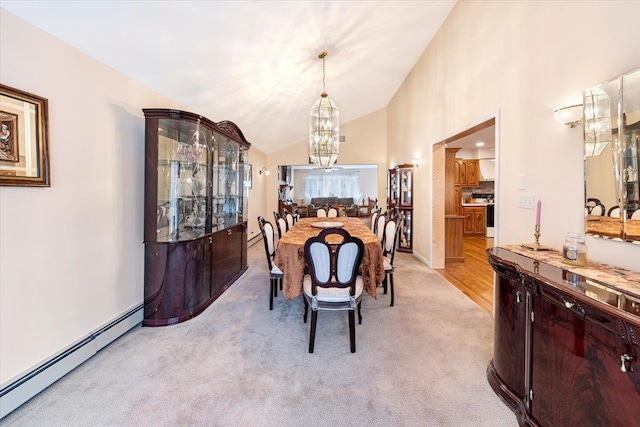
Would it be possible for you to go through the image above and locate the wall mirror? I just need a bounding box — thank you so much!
[584,68,640,242]
[0,84,50,187]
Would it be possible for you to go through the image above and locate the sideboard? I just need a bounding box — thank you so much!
[487,246,640,426]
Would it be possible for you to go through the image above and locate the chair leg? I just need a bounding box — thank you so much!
[383,275,388,294]
[280,277,283,291]
[269,278,274,310]
[309,310,318,353]
[357,302,362,324]
[348,310,356,353]
[303,298,308,323]
[390,273,394,307]
[273,277,278,297]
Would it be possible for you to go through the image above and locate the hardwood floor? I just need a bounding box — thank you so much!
[435,235,494,314]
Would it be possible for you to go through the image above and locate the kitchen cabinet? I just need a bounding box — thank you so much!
[455,159,480,187]
[454,186,463,215]
[463,205,486,235]
[143,108,250,326]
[487,247,640,427]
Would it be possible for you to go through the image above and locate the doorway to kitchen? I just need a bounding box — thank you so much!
[432,115,500,315]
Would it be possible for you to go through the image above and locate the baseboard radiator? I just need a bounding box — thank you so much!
[0,303,143,419]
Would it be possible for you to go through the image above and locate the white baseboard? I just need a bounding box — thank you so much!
[0,303,143,419]
[412,251,432,268]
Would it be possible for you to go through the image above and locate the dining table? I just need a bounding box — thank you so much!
[274,217,386,300]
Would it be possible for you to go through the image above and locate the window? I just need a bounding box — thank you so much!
[302,170,362,199]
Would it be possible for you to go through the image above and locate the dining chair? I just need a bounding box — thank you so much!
[302,228,365,353]
[376,211,388,242]
[631,209,640,220]
[316,208,327,218]
[607,206,621,218]
[284,210,296,229]
[258,216,284,310]
[370,208,381,233]
[327,207,339,217]
[381,214,403,307]
[274,211,288,239]
[590,204,605,216]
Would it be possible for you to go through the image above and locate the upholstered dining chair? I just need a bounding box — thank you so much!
[316,208,327,218]
[608,206,621,217]
[274,211,288,239]
[302,228,365,353]
[586,198,605,216]
[381,214,403,307]
[370,208,381,233]
[284,209,296,230]
[376,211,388,242]
[590,204,605,216]
[631,209,640,220]
[258,216,284,310]
[327,207,339,217]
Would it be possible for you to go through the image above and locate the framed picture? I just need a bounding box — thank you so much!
[0,84,50,186]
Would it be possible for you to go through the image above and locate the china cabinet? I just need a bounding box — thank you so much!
[387,164,413,252]
[487,247,640,426]
[143,109,250,326]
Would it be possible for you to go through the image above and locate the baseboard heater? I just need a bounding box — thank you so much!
[0,303,144,419]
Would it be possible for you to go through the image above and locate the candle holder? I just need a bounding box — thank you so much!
[521,224,552,251]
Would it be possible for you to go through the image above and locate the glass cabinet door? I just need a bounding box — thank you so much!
[213,133,240,230]
[157,118,211,242]
[399,167,412,207]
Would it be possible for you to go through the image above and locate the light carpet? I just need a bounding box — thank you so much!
[2,243,517,426]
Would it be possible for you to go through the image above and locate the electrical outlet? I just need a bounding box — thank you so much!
[518,195,535,209]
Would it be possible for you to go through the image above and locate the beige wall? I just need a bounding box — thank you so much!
[265,108,387,219]
[387,1,640,270]
[248,147,267,242]
[0,11,185,384]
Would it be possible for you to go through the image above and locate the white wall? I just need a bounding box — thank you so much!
[0,10,254,386]
[247,147,267,242]
[387,1,640,271]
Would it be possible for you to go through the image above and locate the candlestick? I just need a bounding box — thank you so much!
[521,223,552,251]
[536,199,541,226]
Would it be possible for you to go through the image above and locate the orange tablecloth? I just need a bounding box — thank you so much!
[274,217,386,300]
[586,215,640,241]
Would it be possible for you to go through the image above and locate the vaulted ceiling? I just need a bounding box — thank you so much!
[2,1,456,153]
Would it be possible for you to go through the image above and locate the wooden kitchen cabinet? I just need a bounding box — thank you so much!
[463,205,486,235]
[455,159,480,187]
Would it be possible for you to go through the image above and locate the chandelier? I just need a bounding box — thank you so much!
[309,51,340,169]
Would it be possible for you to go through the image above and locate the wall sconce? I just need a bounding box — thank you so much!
[259,167,271,176]
[412,157,421,167]
[553,104,583,128]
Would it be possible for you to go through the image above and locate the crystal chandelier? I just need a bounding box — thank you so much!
[309,51,339,169]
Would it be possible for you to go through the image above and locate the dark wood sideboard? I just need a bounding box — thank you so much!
[487,247,640,427]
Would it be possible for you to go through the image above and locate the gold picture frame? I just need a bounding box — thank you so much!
[0,84,50,187]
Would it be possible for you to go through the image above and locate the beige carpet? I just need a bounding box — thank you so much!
[2,243,517,426]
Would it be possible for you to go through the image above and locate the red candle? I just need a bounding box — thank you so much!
[536,199,541,226]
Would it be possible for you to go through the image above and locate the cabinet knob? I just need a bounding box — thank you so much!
[227,229,232,236]
[621,354,633,373]
[515,291,521,303]
[560,296,575,309]
[209,236,213,244]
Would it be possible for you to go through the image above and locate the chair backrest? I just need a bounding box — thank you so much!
[370,209,380,232]
[631,209,640,220]
[316,208,327,218]
[382,215,403,266]
[376,212,387,242]
[590,204,604,216]
[608,206,620,218]
[327,207,338,217]
[304,228,364,297]
[257,216,276,270]
[285,212,295,229]
[274,211,288,239]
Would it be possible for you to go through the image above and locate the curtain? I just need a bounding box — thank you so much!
[302,170,362,201]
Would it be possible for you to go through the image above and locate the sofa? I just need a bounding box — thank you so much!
[307,197,359,217]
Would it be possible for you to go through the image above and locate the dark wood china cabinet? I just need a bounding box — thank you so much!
[387,164,413,253]
[143,109,250,326]
[487,247,640,426]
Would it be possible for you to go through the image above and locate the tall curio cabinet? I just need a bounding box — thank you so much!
[143,109,250,326]
[387,164,413,253]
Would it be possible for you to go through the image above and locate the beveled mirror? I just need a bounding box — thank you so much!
[584,68,640,242]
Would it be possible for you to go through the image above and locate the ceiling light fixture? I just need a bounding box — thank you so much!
[475,142,485,147]
[309,51,340,169]
[553,104,583,128]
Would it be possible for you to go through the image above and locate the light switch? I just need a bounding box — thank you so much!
[518,175,527,190]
